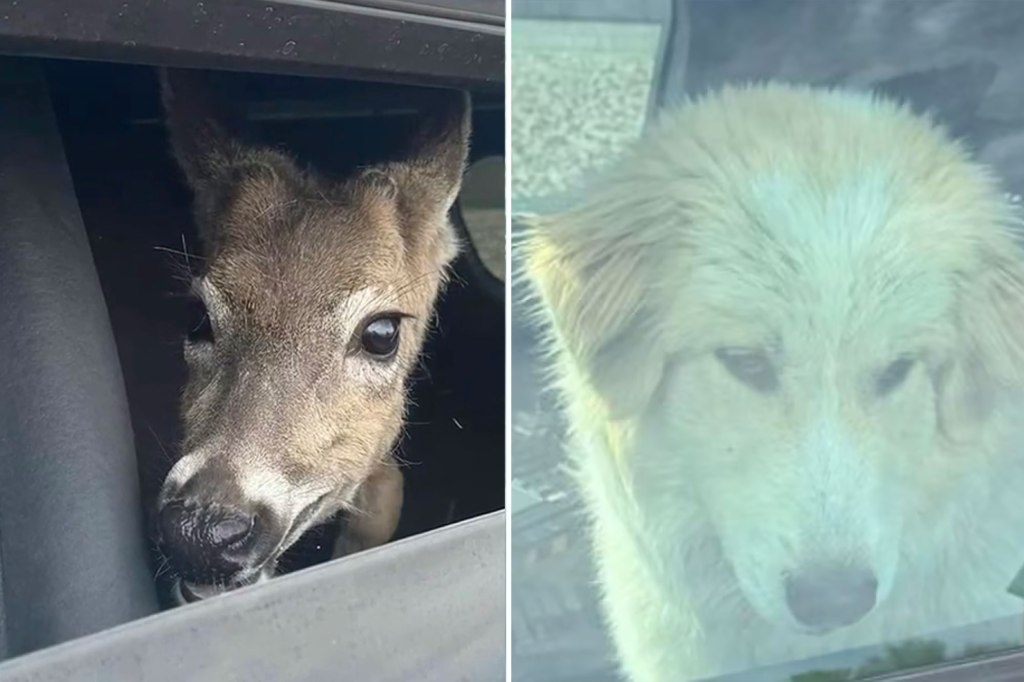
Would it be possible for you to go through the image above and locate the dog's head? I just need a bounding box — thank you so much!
[526,84,1024,633]
[155,69,468,593]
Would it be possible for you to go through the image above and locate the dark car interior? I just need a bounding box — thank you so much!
[510,2,1024,681]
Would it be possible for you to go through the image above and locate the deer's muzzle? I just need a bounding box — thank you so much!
[158,499,268,584]
[157,461,288,586]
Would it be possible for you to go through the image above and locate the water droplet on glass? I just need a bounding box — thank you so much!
[281,40,296,55]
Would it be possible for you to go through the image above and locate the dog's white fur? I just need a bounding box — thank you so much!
[524,83,1024,680]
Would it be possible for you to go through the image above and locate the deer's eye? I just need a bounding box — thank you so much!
[186,297,213,344]
[714,348,778,393]
[876,357,914,397]
[359,315,401,359]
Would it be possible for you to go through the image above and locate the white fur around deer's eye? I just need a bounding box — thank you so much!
[347,351,404,387]
[334,287,392,331]
[185,296,214,343]
[333,287,408,360]
[184,278,231,348]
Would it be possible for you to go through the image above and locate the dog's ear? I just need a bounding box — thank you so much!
[357,90,470,266]
[939,244,1024,442]
[523,203,669,420]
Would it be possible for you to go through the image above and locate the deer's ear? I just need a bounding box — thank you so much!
[398,90,471,213]
[160,68,300,246]
[159,68,246,192]
[523,209,667,420]
[358,90,470,266]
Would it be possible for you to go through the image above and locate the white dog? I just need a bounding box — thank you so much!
[523,83,1024,681]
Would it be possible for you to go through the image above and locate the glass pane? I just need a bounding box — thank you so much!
[510,1,1024,680]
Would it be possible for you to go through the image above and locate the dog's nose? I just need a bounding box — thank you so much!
[785,565,878,630]
[158,500,262,583]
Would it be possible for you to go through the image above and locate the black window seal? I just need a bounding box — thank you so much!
[0,0,503,91]
[334,0,503,26]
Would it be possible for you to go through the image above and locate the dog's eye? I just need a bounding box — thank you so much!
[359,315,401,359]
[714,348,779,393]
[186,297,213,344]
[876,357,914,396]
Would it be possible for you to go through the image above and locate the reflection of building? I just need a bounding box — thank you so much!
[511,500,615,680]
[511,407,618,680]
[511,489,581,571]
[511,409,582,571]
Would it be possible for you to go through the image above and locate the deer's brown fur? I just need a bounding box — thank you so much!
[156,69,469,599]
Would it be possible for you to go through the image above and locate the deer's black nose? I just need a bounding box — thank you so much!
[158,500,261,583]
